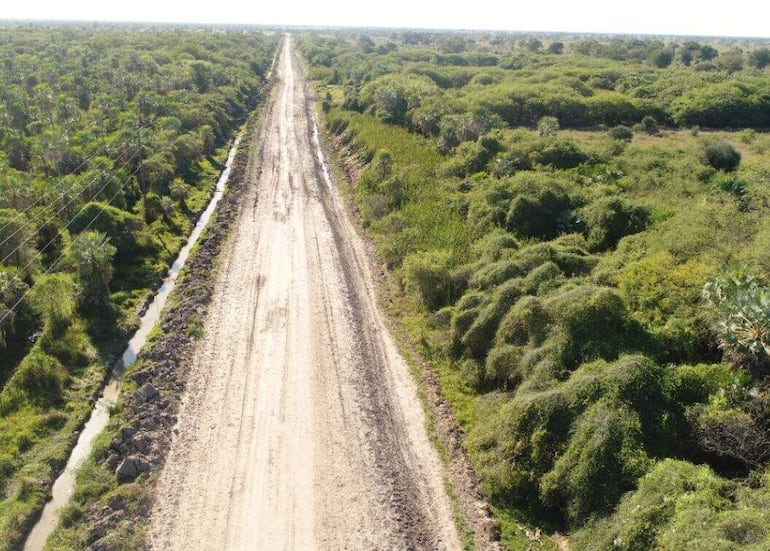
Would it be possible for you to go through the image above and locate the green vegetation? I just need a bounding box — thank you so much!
[0,25,278,547]
[301,30,770,549]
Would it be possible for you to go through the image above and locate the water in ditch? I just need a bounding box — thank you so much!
[23,135,242,551]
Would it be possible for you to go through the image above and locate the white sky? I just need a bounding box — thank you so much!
[1,0,768,39]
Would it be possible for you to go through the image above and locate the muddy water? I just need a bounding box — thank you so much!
[23,136,241,551]
[311,121,334,188]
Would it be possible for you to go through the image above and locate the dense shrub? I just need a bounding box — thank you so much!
[484,344,526,390]
[547,285,630,367]
[540,399,650,524]
[460,279,521,359]
[470,387,576,504]
[572,460,728,550]
[39,322,94,368]
[450,291,485,355]
[669,363,734,406]
[469,241,596,290]
[702,141,741,172]
[470,230,520,261]
[7,352,67,406]
[520,261,565,295]
[402,250,455,311]
[505,184,572,240]
[471,353,668,519]
[28,274,76,332]
[496,296,551,346]
[690,390,770,468]
[69,202,144,258]
[608,125,634,141]
[529,138,589,169]
[580,196,650,252]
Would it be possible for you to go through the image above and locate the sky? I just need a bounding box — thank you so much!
[1,0,768,39]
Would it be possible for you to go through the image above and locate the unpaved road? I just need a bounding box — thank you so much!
[148,37,461,550]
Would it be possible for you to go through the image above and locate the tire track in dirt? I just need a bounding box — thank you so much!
[148,36,461,550]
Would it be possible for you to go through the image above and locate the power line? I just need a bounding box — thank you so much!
[0,141,120,235]
[0,158,111,251]
[0,159,144,327]
[0,145,142,298]
[0,145,143,269]
[0,130,142,251]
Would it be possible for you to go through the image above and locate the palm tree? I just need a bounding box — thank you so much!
[70,231,116,307]
[703,268,770,371]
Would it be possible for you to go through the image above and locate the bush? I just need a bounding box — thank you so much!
[484,344,525,390]
[402,250,455,311]
[505,184,572,240]
[461,279,521,359]
[547,285,630,367]
[702,141,741,172]
[496,296,551,346]
[580,196,650,252]
[608,125,634,142]
[540,399,650,524]
[573,460,727,550]
[640,115,658,135]
[7,352,68,406]
[529,138,589,169]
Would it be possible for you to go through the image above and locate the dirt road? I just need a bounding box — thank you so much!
[148,37,461,550]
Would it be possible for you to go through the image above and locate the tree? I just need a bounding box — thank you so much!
[547,41,564,55]
[69,231,116,307]
[651,49,674,68]
[0,208,37,271]
[198,124,216,156]
[0,267,29,347]
[139,153,175,196]
[28,273,76,332]
[525,38,543,52]
[749,48,770,70]
[374,86,408,125]
[703,268,770,372]
[536,116,559,137]
[640,115,658,135]
[357,34,375,54]
[716,49,744,73]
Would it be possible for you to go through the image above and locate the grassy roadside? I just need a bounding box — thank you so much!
[41,96,271,549]
[0,139,236,551]
[313,86,554,551]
